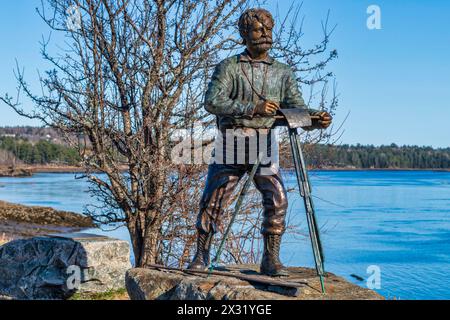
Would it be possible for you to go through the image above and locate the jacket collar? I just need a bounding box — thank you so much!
[239,49,274,65]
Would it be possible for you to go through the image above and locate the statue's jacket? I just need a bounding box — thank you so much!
[205,50,318,173]
[204,49,317,130]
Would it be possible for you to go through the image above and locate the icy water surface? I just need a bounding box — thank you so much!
[1,170,449,299]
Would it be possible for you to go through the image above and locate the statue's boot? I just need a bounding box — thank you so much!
[188,230,212,270]
[260,234,289,277]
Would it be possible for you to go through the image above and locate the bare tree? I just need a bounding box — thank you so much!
[1,0,338,267]
[0,149,19,167]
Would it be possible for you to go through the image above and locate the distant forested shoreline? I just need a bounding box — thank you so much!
[0,136,80,166]
[303,143,450,170]
[0,127,449,169]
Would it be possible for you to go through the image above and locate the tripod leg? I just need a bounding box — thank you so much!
[293,133,324,264]
[288,129,326,293]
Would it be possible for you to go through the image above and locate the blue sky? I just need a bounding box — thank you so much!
[1,0,449,147]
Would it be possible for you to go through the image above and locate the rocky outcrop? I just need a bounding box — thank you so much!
[0,200,94,228]
[0,200,95,241]
[0,220,85,240]
[0,167,33,177]
[126,265,383,300]
[0,233,131,300]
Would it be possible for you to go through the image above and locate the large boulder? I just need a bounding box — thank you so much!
[0,233,131,300]
[126,265,384,300]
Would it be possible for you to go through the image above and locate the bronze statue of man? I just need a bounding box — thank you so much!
[188,8,332,276]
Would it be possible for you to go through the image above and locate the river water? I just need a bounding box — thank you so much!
[0,170,449,300]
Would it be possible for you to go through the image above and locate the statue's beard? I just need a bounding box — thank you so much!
[248,38,273,54]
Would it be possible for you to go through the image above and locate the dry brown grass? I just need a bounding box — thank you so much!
[69,288,130,300]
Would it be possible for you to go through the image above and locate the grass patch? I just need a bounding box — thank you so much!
[68,288,129,300]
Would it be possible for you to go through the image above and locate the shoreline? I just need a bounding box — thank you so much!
[309,167,450,172]
[0,200,94,241]
[1,165,449,175]
[27,165,91,173]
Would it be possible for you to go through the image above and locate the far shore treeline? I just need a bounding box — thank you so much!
[0,136,80,166]
[0,127,449,169]
[302,143,450,170]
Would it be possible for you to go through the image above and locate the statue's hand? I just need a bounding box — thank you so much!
[311,111,333,129]
[254,100,280,116]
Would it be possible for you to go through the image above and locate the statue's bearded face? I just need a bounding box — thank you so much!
[244,18,273,55]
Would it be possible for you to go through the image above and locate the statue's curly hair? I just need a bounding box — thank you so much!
[238,8,274,45]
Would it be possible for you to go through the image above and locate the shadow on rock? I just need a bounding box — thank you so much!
[0,234,130,300]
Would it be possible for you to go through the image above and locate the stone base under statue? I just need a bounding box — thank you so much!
[125,264,383,300]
